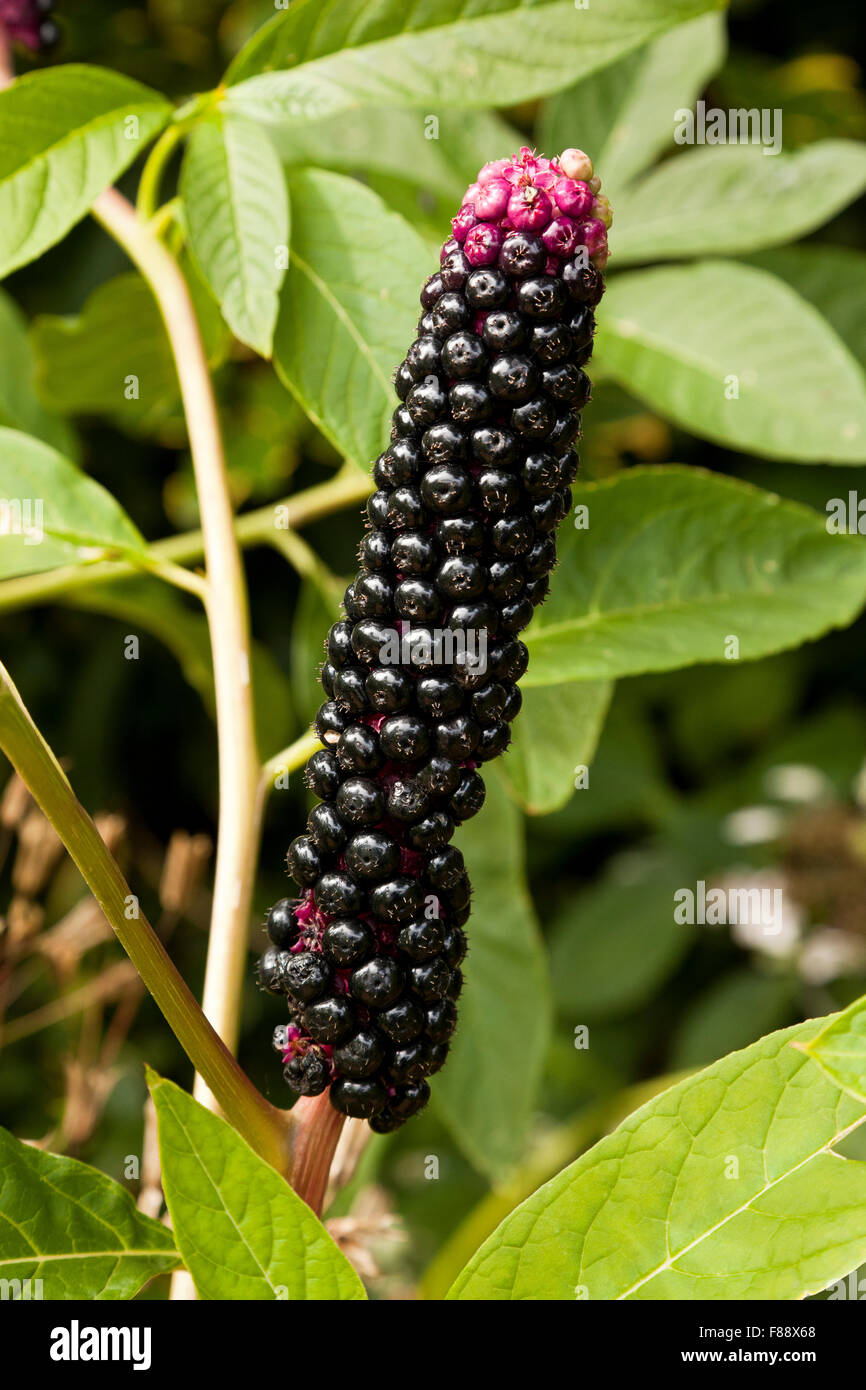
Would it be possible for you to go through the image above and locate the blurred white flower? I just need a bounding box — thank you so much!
[799,928,866,985]
[764,763,832,804]
[723,805,785,845]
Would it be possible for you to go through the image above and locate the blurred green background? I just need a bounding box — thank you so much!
[2,0,866,1299]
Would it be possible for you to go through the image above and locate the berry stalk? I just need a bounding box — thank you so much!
[258,146,610,1133]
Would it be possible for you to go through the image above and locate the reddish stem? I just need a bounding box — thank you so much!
[290,1094,347,1215]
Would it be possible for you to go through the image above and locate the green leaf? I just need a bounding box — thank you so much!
[594,263,866,462]
[0,289,76,455]
[0,428,144,581]
[745,246,866,372]
[538,12,726,197]
[0,66,171,278]
[181,115,289,356]
[225,0,724,123]
[501,680,612,815]
[31,267,228,440]
[613,141,866,265]
[0,1126,179,1299]
[549,858,694,1019]
[274,169,428,468]
[434,773,551,1181]
[275,105,519,206]
[70,579,295,760]
[525,467,866,685]
[147,1070,366,1301]
[802,993,866,1104]
[449,1015,866,1300]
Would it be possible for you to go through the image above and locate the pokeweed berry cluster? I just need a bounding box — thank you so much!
[1,0,59,50]
[257,146,610,1132]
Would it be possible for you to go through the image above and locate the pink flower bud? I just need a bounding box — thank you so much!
[464,222,505,266]
[477,159,510,185]
[440,237,459,264]
[578,218,608,259]
[552,177,593,219]
[474,176,511,220]
[592,195,613,228]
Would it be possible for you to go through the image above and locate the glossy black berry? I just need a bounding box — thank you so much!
[471,425,519,468]
[408,811,454,852]
[406,335,442,381]
[437,515,486,553]
[449,770,486,822]
[333,666,369,715]
[376,998,424,1044]
[407,379,448,427]
[425,998,458,1042]
[422,421,468,466]
[307,802,348,854]
[351,957,405,1009]
[512,395,556,438]
[345,830,401,882]
[302,995,356,1044]
[449,381,492,423]
[531,321,573,363]
[336,724,383,775]
[517,275,567,321]
[387,1041,428,1084]
[315,871,364,916]
[421,463,473,516]
[365,666,411,713]
[482,310,527,352]
[266,899,300,949]
[441,331,487,379]
[397,917,446,961]
[391,530,436,574]
[488,354,538,405]
[418,755,463,799]
[322,917,375,967]
[431,291,470,335]
[421,272,444,308]
[465,266,508,308]
[499,231,546,277]
[415,674,463,718]
[333,1029,385,1079]
[368,876,424,923]
[305,749,341,801]
[286,836,322,887]
[330,1076,387,1118]
[257,947,288,994]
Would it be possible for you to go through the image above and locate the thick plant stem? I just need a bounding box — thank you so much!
[0,662,291,1173]
[289,1094,347,1215]
[92,188,261,1111]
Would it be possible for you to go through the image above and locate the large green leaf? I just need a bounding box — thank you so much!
[501,680,613,815]
[614,141,866,265]
[0,66,171,278]
[0,429,144,581]
[449,1015,866,1299]
[0,290,75,454]
[0,1126,179,1299]
[148,1071,365,1301]
[803,993,866,1104]
[181,115,289,356]
[525,467,866,685]
[538,12,726,196]
[745,246,866,372]
[549,858,694,1019]
[30,266,229,440]
[274,169,428,468]
[225,0,723,121]
[275,106,519,206]
[594,264,866,462]
[434,773,551,1181]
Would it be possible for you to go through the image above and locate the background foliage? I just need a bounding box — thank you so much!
[2,0,866,1299]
